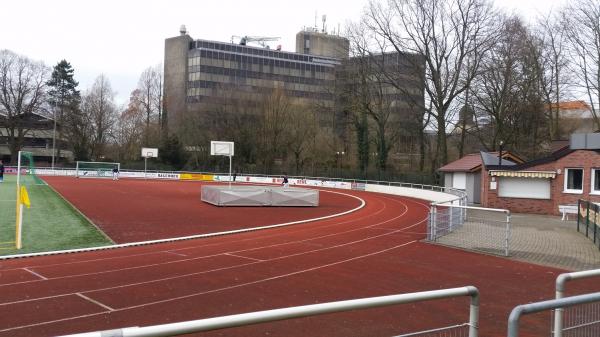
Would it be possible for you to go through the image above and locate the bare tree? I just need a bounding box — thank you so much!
[362,0,496,166]
[536,11,571,140]
[287,105,318,174]
[82,75,117,160]
[112,89,145,161]
[136,66,162,145]
[259,88,292,173]
[0,50,49,163]
[471,15,548,156]
[563,0,600,130]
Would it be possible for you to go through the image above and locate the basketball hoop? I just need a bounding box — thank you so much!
[141,148,159,179]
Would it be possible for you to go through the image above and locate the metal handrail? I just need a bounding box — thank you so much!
[60,286,480,337]
[507,292,600,337]
[554,268,600,337]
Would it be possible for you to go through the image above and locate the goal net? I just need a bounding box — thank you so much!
[76,161,120,179]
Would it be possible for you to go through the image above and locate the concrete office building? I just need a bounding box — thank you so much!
[164,26,424,163]
[164,26,345,134]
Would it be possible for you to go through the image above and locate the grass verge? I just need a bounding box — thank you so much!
[0,174,112,256]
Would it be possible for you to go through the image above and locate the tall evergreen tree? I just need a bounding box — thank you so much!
[47,60,83,162]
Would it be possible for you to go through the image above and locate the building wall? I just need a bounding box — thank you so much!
[482,150,600,215]
[164,34,193,130]
[295,30,349,59]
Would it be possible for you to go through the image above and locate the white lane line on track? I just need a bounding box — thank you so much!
[0,239,418,334]
[224,253,264,262]
[165,251,188,257]
[0,190,365,261]
[0,194,412,287]
[22,267,47,280]
[0,209,423,308]
[75,293,115,311]
[0,190,402,275]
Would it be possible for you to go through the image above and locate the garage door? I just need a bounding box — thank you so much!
[498,177,551,199]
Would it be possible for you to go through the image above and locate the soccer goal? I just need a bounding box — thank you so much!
[76,161,120,179]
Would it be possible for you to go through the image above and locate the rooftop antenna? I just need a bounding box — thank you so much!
[314,11,318,30]
[322,14,327,33]
[179,25,187,36]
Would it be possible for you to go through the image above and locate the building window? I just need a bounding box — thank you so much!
[592,169,600,194]
[564,168,584,193]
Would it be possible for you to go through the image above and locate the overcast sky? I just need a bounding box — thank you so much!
[0,0,569,105]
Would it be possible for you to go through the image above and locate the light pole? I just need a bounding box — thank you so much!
[51,106,57,170]
[498,140,504,167]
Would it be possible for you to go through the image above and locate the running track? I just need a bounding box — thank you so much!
[0,179,582,336]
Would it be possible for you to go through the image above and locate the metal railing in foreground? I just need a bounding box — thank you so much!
[554,269,600,337]
[507,292,600,337]
[427,204,511,256]
[59,286,480,337]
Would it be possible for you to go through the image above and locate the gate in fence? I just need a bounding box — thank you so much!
[427,203,511,257]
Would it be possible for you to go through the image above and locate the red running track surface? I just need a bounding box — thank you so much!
[43,177,362,243]
[0,179,591,337]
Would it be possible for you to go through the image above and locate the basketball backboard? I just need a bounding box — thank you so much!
[141,147,159,158]
[210,141,234,156]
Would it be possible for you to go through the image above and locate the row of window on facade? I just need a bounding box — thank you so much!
[185,94,335,108]
[191,40,324,63]
[188,51,334,74]
[563,168,600,194]
[186,86,334,101]
[187,77,329,95]
[188,62,334,82]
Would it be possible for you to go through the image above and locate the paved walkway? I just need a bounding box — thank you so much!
[434,211,600,271]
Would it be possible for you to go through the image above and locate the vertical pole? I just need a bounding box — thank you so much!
[577,199,581,232]
[15,151,22,249]
[51,107,57,171]
[554,288,564,337]
[229,155,232,189]
[505,211,511,257]
[16,203,23,249]
[469,291,479,337]
[586,203,590,238]
[144,157,148,180]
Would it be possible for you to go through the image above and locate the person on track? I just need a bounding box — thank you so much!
[282,175,289,187]
[0,159,4,183]
[112,166,119,180]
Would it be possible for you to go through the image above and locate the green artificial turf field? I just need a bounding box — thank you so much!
[0,174,113,256]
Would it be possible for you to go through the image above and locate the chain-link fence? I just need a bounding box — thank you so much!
[427,204,511,256]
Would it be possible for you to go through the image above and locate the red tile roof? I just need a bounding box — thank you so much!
[548,100,591,111]
[438,153,482,172]
[439,151,524,172]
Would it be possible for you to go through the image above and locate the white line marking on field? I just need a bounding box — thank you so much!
[76,293,115,311]
[22,268,47,280]
[224,253,264,262]
[0,190,365,261]
[165,251,187,257]
[0,239,418,334]
[0,194,419,288]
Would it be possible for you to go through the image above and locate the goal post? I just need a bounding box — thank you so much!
[76,161,121,179]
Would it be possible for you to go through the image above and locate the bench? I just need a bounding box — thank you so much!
[559,204,578,221]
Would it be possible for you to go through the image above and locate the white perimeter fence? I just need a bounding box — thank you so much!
[427,204,511,257]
